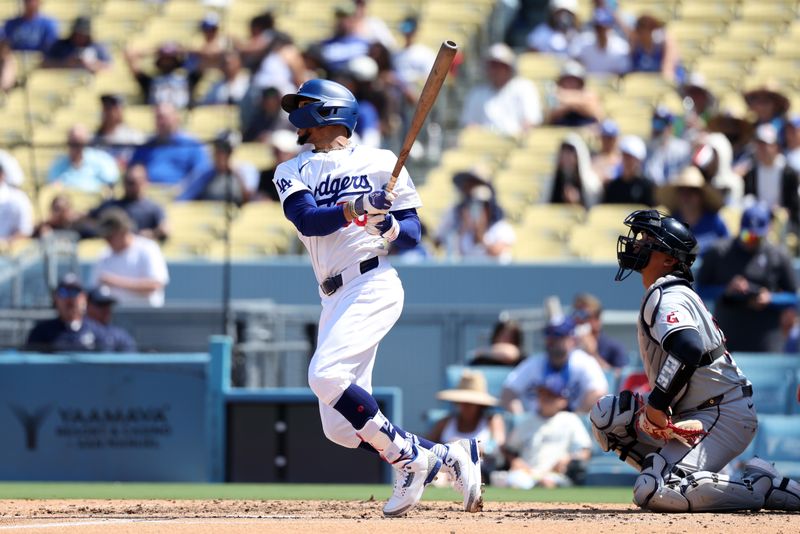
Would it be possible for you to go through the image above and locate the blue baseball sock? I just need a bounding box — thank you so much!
[334,384,412,463]
[397,427,449,461]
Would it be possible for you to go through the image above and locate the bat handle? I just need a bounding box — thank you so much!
[385,175,399,194]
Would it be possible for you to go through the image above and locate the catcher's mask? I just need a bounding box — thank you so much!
[615,209,699,282]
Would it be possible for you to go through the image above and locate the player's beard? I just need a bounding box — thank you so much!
[297,132,311,145]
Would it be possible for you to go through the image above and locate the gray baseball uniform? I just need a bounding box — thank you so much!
[637,275,756,474]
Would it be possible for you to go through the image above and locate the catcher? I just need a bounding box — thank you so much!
[590,209,800,512]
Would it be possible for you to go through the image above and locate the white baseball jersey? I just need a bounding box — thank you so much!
[638,275,750,414]
[273,143,421,283]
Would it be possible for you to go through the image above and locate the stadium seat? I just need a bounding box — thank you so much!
[513,234,573,261]
[584,453,639,486]
[754,414,800,480]
[710,39,765,61]
[517,204,585,240]
[679,2,736,23]
[516,53,562,84]
[739,2,796,23]
[738,364,797,415]
[457,126,518,156]
[100,0,157,23]
[77,238,109,261]
[620,73,671,104]
[186,105,240,141]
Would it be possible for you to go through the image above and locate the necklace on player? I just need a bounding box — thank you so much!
[313,141,351,153]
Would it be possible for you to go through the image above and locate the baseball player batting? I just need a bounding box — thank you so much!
[274,79,482,517]
[590,209,800,512]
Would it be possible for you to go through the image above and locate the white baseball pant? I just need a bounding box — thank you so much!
[307,259,403,448]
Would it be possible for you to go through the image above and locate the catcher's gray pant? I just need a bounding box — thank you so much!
[592,393,771,512]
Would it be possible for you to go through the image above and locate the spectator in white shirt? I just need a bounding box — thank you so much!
[90,208,169,308]
[0,164,33,246]
[643,106,691,186]
[743,123,800,230]
[0,148,25,187]
[460,43,542,137]
[526,0,580,57]
[499,379,592,489]
[435,182,516,263]
[351,0,397,50]
[591,119,622,184]
[572,8,630,76]
[501,316,608,415]
[202,50,250,106]
[393,16,436,102]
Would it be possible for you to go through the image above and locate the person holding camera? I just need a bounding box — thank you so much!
[696,203,798,352]
[435,177,516,263]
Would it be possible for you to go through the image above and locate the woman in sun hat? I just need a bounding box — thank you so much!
[429,369,506,465]
[743,79,790,149]
[657,165,728,253]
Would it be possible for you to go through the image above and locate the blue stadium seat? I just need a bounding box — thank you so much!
[754,414,800,480]
[585,454,639,486]
[733,354,800,377]
[603,368,620,394]
[580,413,639,486]
[745,368,796,415]
[445,365,513,399]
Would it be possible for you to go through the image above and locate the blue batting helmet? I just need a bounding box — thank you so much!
[280,79,359,137]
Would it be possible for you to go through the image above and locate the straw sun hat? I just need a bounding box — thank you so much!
[436,370,498,407]
[657,166,724,213]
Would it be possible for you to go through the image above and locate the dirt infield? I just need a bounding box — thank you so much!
[0,500,797,533]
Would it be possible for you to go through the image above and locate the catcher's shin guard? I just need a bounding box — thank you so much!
[634,453,689,511]
[743,458,800,511]
[635,453,764,512]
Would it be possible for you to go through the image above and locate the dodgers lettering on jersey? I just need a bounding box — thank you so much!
[274,143,422,283]
[637,276,749,413]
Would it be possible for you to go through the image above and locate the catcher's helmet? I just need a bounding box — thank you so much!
[280,79,359,137]
[615,209,699,281]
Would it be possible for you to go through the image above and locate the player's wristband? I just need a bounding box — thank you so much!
[345,199,359,220]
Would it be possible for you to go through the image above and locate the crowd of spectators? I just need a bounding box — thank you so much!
[429,295,629,489]
[1,0,800,359]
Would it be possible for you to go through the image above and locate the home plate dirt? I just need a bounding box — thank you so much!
[0,500,797,533]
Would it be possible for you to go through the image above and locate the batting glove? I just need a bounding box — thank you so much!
[365,213,400,241]
[350,190,396,216]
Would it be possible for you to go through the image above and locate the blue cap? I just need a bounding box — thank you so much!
[741,204,771,237]
[540,368,569,397]
[399,16,418,34]
[593,8,615,27]
[600,119,619,137]
[200,13,220,31]
[544,317,575,338]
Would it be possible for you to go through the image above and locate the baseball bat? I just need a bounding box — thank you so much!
[386,40,458,193]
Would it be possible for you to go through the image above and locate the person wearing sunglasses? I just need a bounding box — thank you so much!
[25,273,117,353]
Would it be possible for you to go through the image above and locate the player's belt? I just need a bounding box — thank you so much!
[696,384,753,410]
[320,256,380,296]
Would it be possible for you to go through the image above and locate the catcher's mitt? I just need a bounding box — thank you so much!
[635,405,707,447]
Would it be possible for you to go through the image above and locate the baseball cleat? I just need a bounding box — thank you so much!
[743,458,800,511]
[383,445,442,518]
[443,438,484,513]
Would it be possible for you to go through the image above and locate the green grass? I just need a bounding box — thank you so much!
[0,483,632,503]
